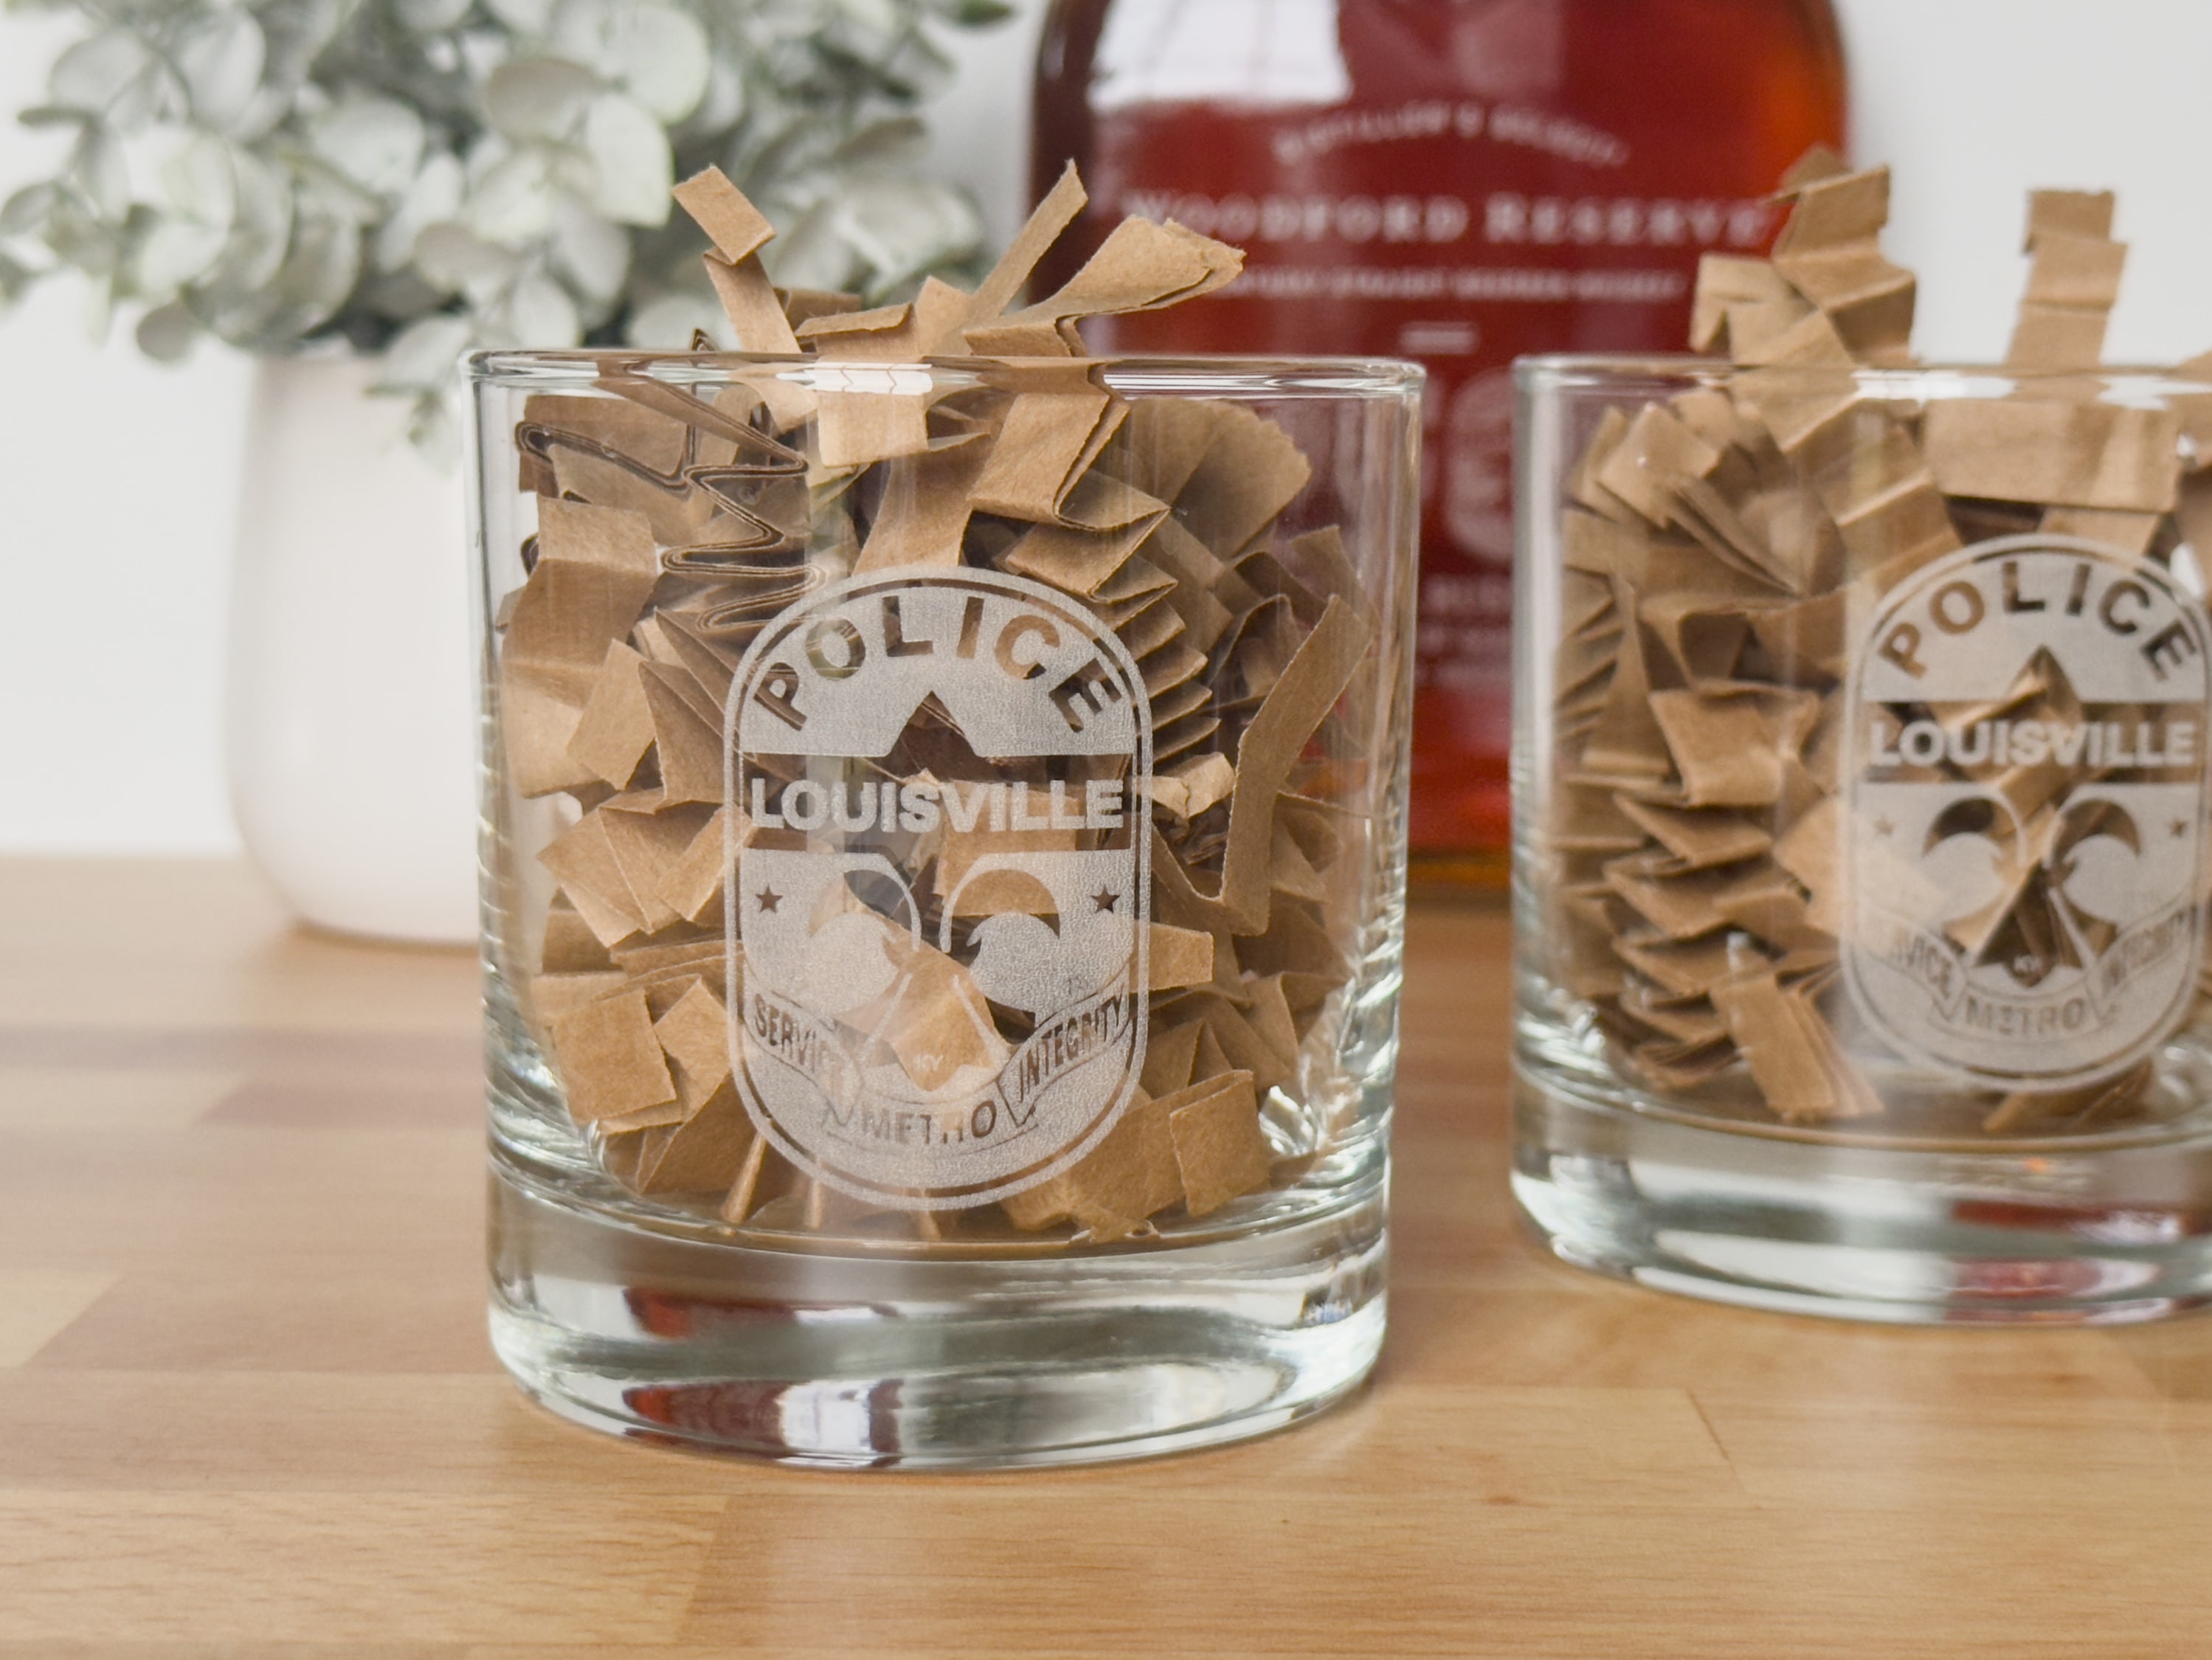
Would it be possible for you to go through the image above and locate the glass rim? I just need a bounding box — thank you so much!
[464,347,1426,397]
[1515,351,2212,395]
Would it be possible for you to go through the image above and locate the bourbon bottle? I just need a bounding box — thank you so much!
[1031,0,1848,887]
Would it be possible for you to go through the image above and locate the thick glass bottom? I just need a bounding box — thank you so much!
[488,1155,1387,1468]
[1514,1071,2212,1326]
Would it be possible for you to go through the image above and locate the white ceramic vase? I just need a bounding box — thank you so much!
[226,353,478,944]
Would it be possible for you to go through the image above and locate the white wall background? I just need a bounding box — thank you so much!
[4,0,2211,851]
[0,13,251,852]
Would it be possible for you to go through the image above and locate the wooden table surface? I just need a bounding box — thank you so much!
[3,858,2209,1656]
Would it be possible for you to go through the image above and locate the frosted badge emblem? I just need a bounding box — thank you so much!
[1843,536,2211,1090]
[725,569,1152,1208]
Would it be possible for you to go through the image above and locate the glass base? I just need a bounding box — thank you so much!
[1514,1071,2212,1326]
[488,1156,1387,1468]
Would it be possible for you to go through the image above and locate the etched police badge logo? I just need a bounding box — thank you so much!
[1843,536,2212,1090]
[722,568,1151,1208]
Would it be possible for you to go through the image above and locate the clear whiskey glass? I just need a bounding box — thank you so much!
[1514,354,2212,1324]
[468,350,1422,1462]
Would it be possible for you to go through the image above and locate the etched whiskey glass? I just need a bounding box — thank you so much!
[1514,356,2212,1324]
[468,351,1421,1463]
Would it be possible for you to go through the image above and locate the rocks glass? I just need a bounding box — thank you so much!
[1515,354,2212,1324]
[468,350,1421,1462]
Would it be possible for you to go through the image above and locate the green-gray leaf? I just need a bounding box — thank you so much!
[176,13,266,133]
[136,143,236,291]
[615,10,709,123]
[16,106,94,130]
[311,94,427,196]
[413,218,519,292]
[256,0,351,105]
[373,151,464,273]
[483,56,597,144]
[500,269,579,347]
[0,182,58,238]
[549,194,627,302]
[581,93,669,226]
[49,32,156,120]
[832,116,927,170]
[226,206,361,342]
[136,215,232,291]
[374,311,472,389]
[157,130,238,224]
[74,127,131,222]
[134,297,196,359]
[462,145,559,243]
[190,147,292,302]
[0,251,33,308]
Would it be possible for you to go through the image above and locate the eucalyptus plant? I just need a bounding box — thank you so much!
[0,0,1006,452]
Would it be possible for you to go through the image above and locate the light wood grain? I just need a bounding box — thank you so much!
[0,857,2205,1656]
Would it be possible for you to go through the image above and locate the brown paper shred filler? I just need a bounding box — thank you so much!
[498,163,1372,1242]
[1546,158,2200,1139]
